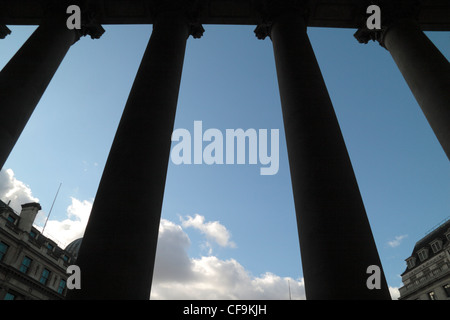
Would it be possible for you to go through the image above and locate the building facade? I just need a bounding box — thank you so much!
[0,200,76,300]
[399,218,450,300]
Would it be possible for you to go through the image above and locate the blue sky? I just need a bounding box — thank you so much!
[0,24,449,299]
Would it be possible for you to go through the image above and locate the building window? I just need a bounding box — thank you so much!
[29,230,37,238]
[427,291,436,300]
[417,248,429,261]
[0,242,8,262]
[47,243,54,251]
[406,257,416,269]
[432,268,440,276]
[430,239,442,253]
[19,256,32,274]
[57,279,66,294]
[6,215,16,224]
[40,268,50,285]
[4,292,15,300]
[444,284,450,297]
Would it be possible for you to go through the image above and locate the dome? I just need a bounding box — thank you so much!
[65,238,83,261]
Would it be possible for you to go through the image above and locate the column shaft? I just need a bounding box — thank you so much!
[270,13,390,299]
[0,21,78,170]
[68,15,190,300]
[382,19,450,160]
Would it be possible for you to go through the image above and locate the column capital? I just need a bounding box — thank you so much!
[254,0,308,40]
[42,0,104,43]
[0,25,12,39]
[75,9,105,41]
[353,0,421,47]
[150,0,205,39]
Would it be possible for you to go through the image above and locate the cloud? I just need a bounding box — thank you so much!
[40,209,305,299]
[151,218,305,300]
[0,170,304,298]
[38,197,92,247]
[180,214,236,249]
[389,287,400,300]
[0,171,396,300]
[0,168,39,212]
[387,235,408,248]
[151,219,194,283]
[0,168,92,247]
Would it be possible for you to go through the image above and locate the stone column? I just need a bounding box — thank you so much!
[67,8,204,299]
[0,10,104,170]
[256,3,390,300]
[383,20,450,160]
[355,11,450,160]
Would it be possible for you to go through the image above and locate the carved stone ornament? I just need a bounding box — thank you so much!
[150,0,205,39]
[39,0,104,43]
[0,25,12,39]
[354,0,421,47]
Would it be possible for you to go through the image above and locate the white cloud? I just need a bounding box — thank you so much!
[180,214,236,249]
[0,168,92,247]
[37,206,305,299]
[0,168,39,212]
[387,235,408,248]
[151,219,194,283]
[0,171,395,300]
[389,287,400,300]
[38,197,92,247]
[151,218,305,300]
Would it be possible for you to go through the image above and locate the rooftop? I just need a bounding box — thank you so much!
[0,199,77,265]
[402,217,450,276]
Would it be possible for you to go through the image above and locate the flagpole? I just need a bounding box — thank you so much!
[42,182,62,235]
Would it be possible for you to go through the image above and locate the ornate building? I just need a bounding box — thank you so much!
[0,200,77,300]
[399,218,450,300]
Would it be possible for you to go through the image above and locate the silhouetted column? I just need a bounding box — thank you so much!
[0,22,76,170]
[67,10,204,299]
[356,17,450,160]
[0,12,103,170]
[256,7,390,299]
[383,19,450,160]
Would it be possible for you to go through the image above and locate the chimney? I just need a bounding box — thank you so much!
[18,202,42,233]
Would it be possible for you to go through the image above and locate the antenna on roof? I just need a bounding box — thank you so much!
[42,182,62,235]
